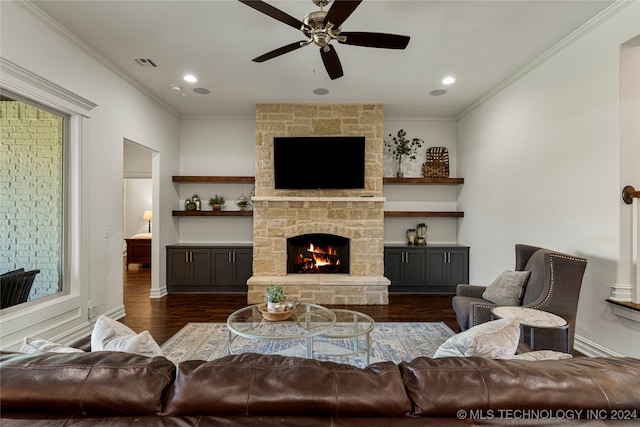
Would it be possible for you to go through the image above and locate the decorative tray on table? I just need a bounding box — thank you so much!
[257,303,295,321]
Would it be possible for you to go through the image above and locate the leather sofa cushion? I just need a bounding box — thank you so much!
[400,357,640,417]
[164,353,413,417]
[0,351,175,416]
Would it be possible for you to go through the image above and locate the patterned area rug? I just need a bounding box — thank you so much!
[161,322,455,368]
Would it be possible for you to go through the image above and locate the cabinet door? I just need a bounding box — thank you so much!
[212,248,252,290]
[233,249,253,288]
[447,249,469,287]
[212,250,234,287]
[167,248,190,286]
[385,247,426,291]
[384,249,404,287]
[425,249,448,288]
[403,250,426,288]
[189,249,212,286]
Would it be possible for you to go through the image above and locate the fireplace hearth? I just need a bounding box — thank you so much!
[287,234,349,274]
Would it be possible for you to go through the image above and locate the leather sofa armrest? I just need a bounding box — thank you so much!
[455,284,486,298]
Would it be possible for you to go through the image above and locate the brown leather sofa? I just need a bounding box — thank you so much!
[1,350,638,426]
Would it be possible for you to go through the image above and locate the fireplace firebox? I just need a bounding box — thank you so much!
[287,234,349,274]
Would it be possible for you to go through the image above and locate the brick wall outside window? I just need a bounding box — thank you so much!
[1,100,63,301]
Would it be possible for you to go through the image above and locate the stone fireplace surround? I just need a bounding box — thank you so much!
[247,103,390,305]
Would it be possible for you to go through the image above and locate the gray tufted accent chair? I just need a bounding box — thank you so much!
[452,244,587,353]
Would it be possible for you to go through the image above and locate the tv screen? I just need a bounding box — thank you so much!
[273,136,366,190]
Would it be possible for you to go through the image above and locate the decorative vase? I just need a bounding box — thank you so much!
[235,193,251,210]
[406,228,416,245]
[416,223,427,245]
[212,204,221,212]
[396,157,404,178]
[267,301,283,312]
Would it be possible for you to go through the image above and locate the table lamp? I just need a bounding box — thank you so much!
[143,210,152,232]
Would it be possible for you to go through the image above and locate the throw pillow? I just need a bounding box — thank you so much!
[91,315,163,357]
[497,350,573,361]
[482,270,531,305]
[433,318,521,358]
[20,337,85,354]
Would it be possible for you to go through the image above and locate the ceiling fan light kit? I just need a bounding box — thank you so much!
[239,0,410,80]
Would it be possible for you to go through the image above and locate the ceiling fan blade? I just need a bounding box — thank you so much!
[238,0,305,30]
[252,41,306,62]
[323,0,362,28]
[320,45,344,80]
[338,32,410,49]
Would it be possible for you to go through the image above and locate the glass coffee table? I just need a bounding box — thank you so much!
[226,302,336,358]
[310,309,375,365]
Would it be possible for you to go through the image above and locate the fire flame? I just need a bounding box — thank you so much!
[295,243,341,270]
[307,243,338,256]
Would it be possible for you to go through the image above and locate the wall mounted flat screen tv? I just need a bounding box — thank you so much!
[273,136,366,190]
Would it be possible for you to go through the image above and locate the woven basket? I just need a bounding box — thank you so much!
[422,147,449,178]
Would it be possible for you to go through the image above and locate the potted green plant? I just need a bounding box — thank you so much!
[384,129,424,177]
[208,194,225,211]
[264,284,287,312]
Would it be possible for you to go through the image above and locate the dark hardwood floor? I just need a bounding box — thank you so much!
[120,262,460,345]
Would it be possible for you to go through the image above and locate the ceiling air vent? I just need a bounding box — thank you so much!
[133,58,158,68]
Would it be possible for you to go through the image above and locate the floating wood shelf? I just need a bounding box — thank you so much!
[173,176,255,184]
[172,210,253,217]
[384,211,464,218]
[383,177,464,185]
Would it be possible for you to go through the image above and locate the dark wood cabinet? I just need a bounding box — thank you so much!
[385,245,469,294]
[211,247,252,292]
[425,247,469,293]
[167,244,252,293]
[167,247,212,292]
[384,247,426,292]
[125,238,151,269]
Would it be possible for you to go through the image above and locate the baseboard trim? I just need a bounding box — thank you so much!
[150,286,168,299]
[574,334,622,357]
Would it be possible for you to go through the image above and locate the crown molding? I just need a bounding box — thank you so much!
[1,57,97,114]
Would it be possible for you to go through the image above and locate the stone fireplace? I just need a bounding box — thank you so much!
[247,103,390,305]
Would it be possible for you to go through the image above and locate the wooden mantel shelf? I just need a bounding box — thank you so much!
[383,177,464,185]
[173,176,255,184]
[385,211,464,218]
[173,176,463,185]
[174,210,462,218]
[172,210,253,217]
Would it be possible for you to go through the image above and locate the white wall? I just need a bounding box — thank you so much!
[0,2,180,349]
[383,118,460,244]
[177,117,256,243]
[457,3,640,357]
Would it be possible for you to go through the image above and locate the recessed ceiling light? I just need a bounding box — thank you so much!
[442,76,456,85]
[193,87,210,95]
[171,86,182,91]
[430,89,447,96]
[313,88,330,95]
[183,74,197,83]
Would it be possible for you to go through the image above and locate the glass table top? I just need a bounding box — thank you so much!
[227,302,336,340]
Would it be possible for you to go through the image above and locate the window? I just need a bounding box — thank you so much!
[0,93,68,308]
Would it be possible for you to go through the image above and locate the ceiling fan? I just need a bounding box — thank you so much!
[238,0,410,80]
